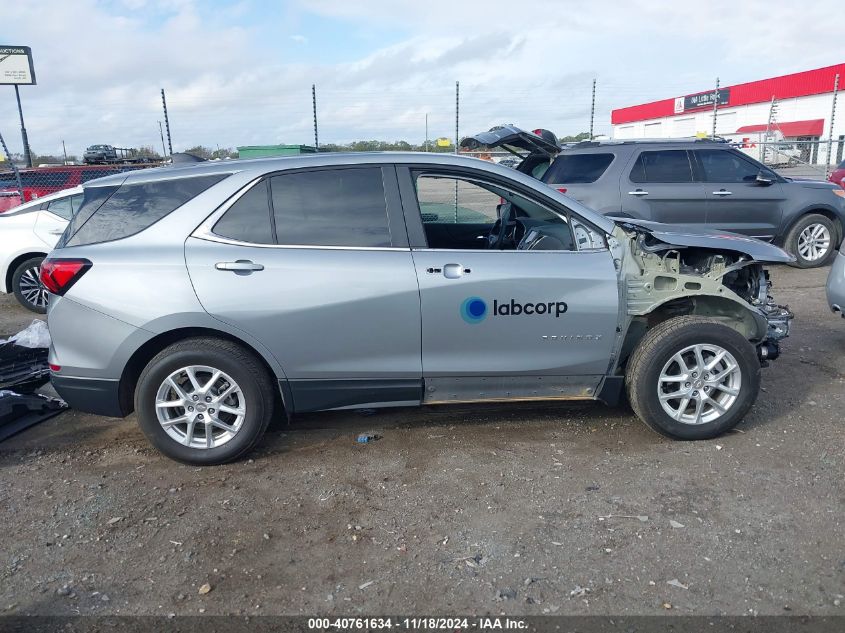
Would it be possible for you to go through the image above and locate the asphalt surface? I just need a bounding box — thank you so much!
[0,264,843,617]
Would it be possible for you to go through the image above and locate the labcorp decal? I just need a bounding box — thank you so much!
[460,297,568,324]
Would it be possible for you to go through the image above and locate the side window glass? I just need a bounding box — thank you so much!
[46,195,74,220]
[697,149,765,183]
[415,176,500,225]
[213,181,275,244]
[270,167,391,247]
[629,150,693,183]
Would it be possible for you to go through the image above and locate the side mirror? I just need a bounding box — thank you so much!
[756,170,774,186]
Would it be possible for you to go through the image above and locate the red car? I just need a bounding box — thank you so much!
[0,164,153,213]
[830,160,845,190]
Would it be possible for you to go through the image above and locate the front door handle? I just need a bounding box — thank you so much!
[215,260,264,274]
[627,189,649,196]
[47,229,65,235]
[712,190,733,196]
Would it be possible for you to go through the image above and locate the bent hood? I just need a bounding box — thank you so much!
[615,217,795,263]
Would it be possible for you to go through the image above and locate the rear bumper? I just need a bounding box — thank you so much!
[50,374,125,417]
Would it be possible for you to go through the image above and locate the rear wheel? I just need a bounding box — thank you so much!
[626,316,760,440]
[135,337,276,465]
[12,256,47,313]
[784,213,837,268]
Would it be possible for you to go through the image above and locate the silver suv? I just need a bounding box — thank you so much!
[44,153,793,465]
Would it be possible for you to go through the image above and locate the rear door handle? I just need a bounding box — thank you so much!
[215,260,264,273]
[712,190,733,196]
[627,189,648,196]
[48,229,65,235]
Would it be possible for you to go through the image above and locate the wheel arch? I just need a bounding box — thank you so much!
[778,207,843,248]
[5,251,48,293]
[117,326,287,418]
[616,294,766,372]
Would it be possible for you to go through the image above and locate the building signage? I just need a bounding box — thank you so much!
[674,88,730,114]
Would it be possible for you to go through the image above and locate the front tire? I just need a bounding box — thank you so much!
[135,337,275,465]
[784,213,837,268]
[625,316,760,440]
[12,256,47,313]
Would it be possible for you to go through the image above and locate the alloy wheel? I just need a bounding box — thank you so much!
[797,223,831,262]
[657,344,742,425]
[19,266,48,310]
[155,365,246,449]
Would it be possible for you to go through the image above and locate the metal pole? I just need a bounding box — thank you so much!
[425,113,429,152]
[0,128,24,204]
[62,140,68,165]
[312,84,319,151]
[589,78,596,140]
[454,81,459,222]
[711,77,719,138]
[160,89,173,156]
[158,121,167,159]
[14,85,32,168]
[826,73,840,178]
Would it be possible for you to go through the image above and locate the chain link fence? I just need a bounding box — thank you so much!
[0,161,161,212]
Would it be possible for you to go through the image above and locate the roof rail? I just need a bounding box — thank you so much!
[572,136,730,147]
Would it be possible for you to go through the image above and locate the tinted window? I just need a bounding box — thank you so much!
[270,168,391,247]
[629,150,693,183]
[697,149,763,182]
[46,194,81,220]
[213,181,274,244]
[542,153,614,184]
[64,174,227,247]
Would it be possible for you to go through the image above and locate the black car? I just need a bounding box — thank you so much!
[462,126,845,267]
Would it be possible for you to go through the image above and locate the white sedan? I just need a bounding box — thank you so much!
[0,186,81,312]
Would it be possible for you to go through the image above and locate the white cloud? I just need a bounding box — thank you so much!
[1,0,843,158]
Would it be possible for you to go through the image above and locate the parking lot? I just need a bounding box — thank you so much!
[0,264,842,617]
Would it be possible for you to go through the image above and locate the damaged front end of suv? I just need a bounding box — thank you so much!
[609,218,794,374]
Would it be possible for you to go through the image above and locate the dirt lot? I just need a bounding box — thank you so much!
[0,265,843,618]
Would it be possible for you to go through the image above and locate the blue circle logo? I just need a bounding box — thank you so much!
[460,297,488,324]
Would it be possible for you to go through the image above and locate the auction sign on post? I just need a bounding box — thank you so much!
[0,46,36,85]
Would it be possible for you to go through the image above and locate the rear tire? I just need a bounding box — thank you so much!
[784,213,837,268]
[12,256,47,313]
[135,337,276,465]
[625,316,760,440]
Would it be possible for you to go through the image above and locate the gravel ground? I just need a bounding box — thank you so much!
[0,264,843,617]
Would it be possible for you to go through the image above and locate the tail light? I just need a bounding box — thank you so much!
[557,187,568,194]
[39,259,92,296]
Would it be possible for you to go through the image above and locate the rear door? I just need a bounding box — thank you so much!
[398,166,619,403]
[694,148,786,240]
[185,165,423,412]
[33,192,80,246]
[621,149,709,228]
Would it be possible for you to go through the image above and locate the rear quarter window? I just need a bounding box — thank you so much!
[61,174,228,247]
[542,153,614,184]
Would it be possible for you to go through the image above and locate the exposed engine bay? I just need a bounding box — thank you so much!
[613,222,794,366]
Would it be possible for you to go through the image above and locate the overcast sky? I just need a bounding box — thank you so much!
[2,0,844,158]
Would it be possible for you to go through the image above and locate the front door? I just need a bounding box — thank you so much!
[185,165,422,412]
[621,148,709,229]
[694,148,786,241]
[399,167,620,404]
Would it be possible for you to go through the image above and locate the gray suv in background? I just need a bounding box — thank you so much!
[463,127,845,268]
[43,153,792,465]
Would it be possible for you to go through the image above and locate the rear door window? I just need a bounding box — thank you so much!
[62,174,227,247]
[46,194,82,220]
[270,168,391,247]
[542,153,614,184]
[629,150,693,183]
[213,181,275,244]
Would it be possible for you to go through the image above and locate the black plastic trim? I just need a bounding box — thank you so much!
[50,375,125,417]
[286,378,422,413]
[595,375,625,407]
